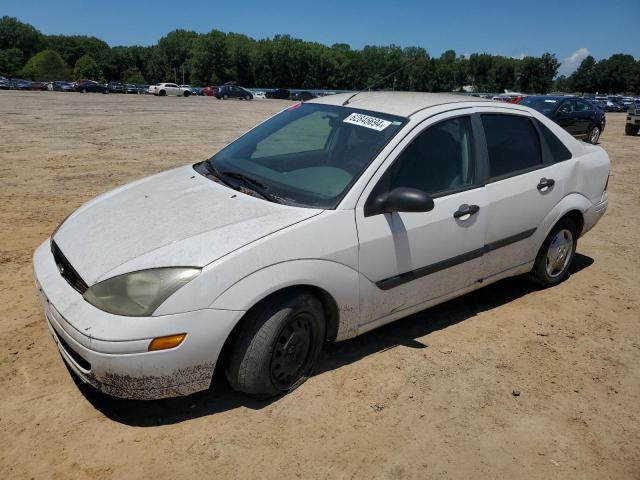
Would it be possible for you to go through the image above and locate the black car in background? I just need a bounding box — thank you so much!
[0,76,9,89]
[49,81,75,92]
[290,91,315,102]
[519,95,606,144]
[75,80,108,93]
[266,88,290,99]
[107,82,125,93]
[215,84,253,100]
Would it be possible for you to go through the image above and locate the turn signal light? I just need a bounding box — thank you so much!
[148,333,186,351]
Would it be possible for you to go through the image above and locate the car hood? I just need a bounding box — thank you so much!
[53,165,322,285]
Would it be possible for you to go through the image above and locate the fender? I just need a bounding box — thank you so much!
[210,259,361,341]
[535,192,591,249]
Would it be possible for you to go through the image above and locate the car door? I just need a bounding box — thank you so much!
[356,112,489,328]
[166,84,178,95]
[479,111,568,278]
[554,100,577,135]
[574,99,596,136]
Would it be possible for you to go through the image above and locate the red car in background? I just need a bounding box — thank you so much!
[202,86,219,97]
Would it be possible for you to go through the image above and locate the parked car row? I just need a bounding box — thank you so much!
[0,77,152,94]
[0,77,48,90]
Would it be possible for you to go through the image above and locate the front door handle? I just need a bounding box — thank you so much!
[537,177,555,191]
[453,204,480,219]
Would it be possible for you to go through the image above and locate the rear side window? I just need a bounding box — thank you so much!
[535,119,572,162]
[575,100,593,112]
[482,114,542,179]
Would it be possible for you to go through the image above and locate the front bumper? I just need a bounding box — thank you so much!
[33,239,244,400]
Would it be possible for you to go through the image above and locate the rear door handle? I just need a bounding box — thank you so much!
[454,204,480,219]
[537,178,555,191]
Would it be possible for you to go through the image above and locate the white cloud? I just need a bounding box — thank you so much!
[515,53,527,60]
[559,47,590,76]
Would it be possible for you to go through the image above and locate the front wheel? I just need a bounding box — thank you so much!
[528,218,578,288]
[226,291,325,398]
[183,90,190,97]
[625,123,639,136]
[587,125,601,144]
[245,94,252,100]
[222,93,229,100]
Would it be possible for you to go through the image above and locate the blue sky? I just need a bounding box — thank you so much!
[5,0,638,75]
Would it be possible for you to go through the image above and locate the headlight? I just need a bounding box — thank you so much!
[83,267,201,316]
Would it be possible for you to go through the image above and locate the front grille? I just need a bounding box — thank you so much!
[51,241,88,294]
[50,324,91,371]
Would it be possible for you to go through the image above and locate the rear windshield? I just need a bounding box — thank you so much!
[519,97,561,114]
[205,103,406,208]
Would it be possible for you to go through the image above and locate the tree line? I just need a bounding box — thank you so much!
[1,16,638,93]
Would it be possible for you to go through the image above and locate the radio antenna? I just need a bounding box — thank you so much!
[342,61,412,106]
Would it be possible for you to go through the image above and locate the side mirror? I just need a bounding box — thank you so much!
[368,187,434,216]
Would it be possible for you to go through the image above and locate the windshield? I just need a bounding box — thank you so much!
[519,97,561,114]
[205,103,406,208]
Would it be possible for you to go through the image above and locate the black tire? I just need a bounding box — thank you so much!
[245,94,252,100]
[625,123,639,136]
[528,218,578,288]
[226,291,325,398]
[222,93,229,100]
[183,90,190,97]
[81,88,87,94]
[586,124,601,144]
[159,90,166,96]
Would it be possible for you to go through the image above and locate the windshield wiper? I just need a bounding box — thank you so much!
[202,160,284,204]
[220,170,284,204]
[202,160,233,188]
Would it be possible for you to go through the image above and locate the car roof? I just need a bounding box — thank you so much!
[309,91,492,117]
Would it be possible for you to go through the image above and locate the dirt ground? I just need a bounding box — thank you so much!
[0,91,638,480]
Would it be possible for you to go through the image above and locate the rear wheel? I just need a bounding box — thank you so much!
[81,88,87,94]
[222,93,229,100]
[159,90,166,96]
[587,124,601,144]
[183,90,190,97]
[226,291,325,398]
[245,94,252,100]
[528,218,578,288]
[625,123,639,136]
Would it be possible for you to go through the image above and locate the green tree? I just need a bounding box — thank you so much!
[0,48,24,76]
[19,49,70,80]
[45,35,110,74]
[0,16,43,71]
[569,56,596,93]
[157,29,198,82]
[188,30,229,85]
[122,66,146,84]
[73,54,102,80]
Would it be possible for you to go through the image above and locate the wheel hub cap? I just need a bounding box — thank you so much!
[546,229,573,278]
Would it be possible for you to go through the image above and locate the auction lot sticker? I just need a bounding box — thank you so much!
[343,112,391,131]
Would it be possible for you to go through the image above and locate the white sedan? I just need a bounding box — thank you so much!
[148,83,191,97]
[33,92,609,400]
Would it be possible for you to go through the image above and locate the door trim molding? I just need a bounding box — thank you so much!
[375,228,536,290]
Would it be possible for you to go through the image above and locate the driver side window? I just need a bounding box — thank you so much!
[383,116,475,196]
[559,101,574,114]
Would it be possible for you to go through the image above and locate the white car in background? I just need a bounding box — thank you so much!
[148,82,191,97]
[34,92,609,400]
